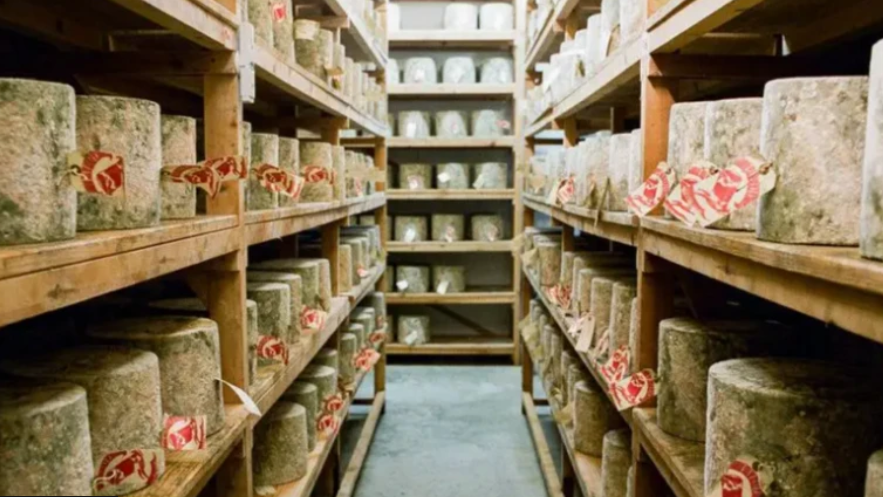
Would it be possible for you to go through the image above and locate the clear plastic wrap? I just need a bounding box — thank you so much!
[397,111,431,138]
[443,57,477,84]
[471,109,510,137]
[435,111,469,138]
[404,57,438,84]
[480,58,514,84]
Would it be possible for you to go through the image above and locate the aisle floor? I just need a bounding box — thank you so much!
[344,366,550,497]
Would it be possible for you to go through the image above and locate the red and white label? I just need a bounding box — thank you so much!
[303,165,331,184]
[300,307,328,334]
[376,315,387,330]
[354,348,381,372]
[557,177,576,205]
[257,335,290,365]
[92,449,163,495]
[599,345,630,385]
[369,330,386,346]
[323,392,345,414]
[272,1,287,21]
[163,165,221,198]
[162,415,207,451]
[357,265,370,278]
[497,119,512,130]
[610,369,657,411]
[486,225,500,242]
[68,151,125,197]
[706,457,770,497]
[253,164,305,199]
[691,156,776,228]
[317,412,340,439]
[204,156,248,181]
[557,285,572,311]
[664,162,717,225]
[626,163,676,217]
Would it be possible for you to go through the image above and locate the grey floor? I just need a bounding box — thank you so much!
[341,365,555,497]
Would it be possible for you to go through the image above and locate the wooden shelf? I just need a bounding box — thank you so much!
[633,408,705,497]
[323,0,388,67]
[640,216,883,345]
[387,240,513,253]
[131,405,251,497]
[389,30,516,48]
[387,189,516,200]
[344,263,387,304]
[253,44,388,136]
[525,36,642,137]
[246,194,386,246]
[387,137,516,148]
[522,196,639,247]
[525,0,582,69]
[387,291,516,305]
[388,84,516,99]
[0,215,239,328]
[387,337,515,356]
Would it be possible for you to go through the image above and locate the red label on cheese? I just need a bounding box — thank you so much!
[357,265,370,278]
[162,415,207,451]
[354,348,381,372]
[317,412,340,439]
[626,163,676,217]
[557,177,576,205]
[257,335,290,365]
[599,345,630,385]
[368,330,386,346]
[303,164,331,184]
[272,1,287,21]
[69,151,125,196]
[92,449,162,495]
[706,457,769,497]
[610,369,657,411]
[204,156,248,180]
[691,156,776,228]
[323,392,345,414]
[253,164,305,199]
[665,162,717,225]
[163,165,222,198]
[300,307,328,335]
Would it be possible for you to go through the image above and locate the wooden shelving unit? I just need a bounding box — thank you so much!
[387,337,515,356]
[387,291,516,305]
[0,0,391,496]
[387,137,517,148]
[387,240,514,253]
[388,84,517,98]
[389,30,517,48]
[387,189,516,200]
[517,0,883,494]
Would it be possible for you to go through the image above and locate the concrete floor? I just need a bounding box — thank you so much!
[341,365,552,497]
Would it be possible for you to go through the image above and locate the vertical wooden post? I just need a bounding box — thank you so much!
[610,106,627,133]
[511,0,529,367]
[322,221,342,296]
[215,432,253,497]
[641,55,677,183]
[373,137,388,401]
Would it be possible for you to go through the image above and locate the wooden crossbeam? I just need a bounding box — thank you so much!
[0,51,238,76]
[0,0,107,50]
[647,53,863,81]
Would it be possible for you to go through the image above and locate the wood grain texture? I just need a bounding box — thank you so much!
[387,137,517,149]
[522,394,567,497]
[633,408,704,497]
[335,392,386,497]
[387,241,514,253]
[389,30,516,48]
[389,84,516,98]
[387,189,516,200]
[522,196,639,246]
[386,291,516,305]
[386,338,515,356]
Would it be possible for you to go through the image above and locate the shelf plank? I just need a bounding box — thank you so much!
[323,0,387,67]
[633,408,705,497]
[522,196,639,246]
[246,194,386,246]
[336,392,386,497]
[387,137,516,148]
[387,337,515,356]
[389,84,516,98]
[388,189,516,200]
[521,393,567,497]
[386,291,516,305]
[252,44,388,136]
[640,216,883,345]
[647,0,766,53]
[525,0,583,69]
[131,405,251,497]
[344,263,387,304]
[389,30,516,48]
[387,240,513,253]
[107,0,238,50]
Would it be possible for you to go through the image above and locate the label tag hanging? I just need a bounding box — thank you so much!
[691,156,776,228]
[253,164,305,199]
[396,280,409,292]
[68,151,126,197]
[626,163,676,217]
[705,457,772,497]
[92,449,163,495]
[217,379,261,416]
[557,177,576,205]
[162,165,221,198]
[300,307,328,334]
[610,369,658,411]
[303,165,331,184]
[599,345,630,385]
[404,228,417,243]
[162,415,207,451]
[664,162,717,225]
[204,156,248,180]
[437,280,450,295]
[575,316,596,353]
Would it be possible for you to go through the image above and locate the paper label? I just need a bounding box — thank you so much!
[253,164,305,199]
[404,330,419,346]
[257,335,290,365]
[272,1,287,21]
[522,248,538,267]
[575,316,596,353]
[68,151,125,196]
[407,175,422,190]
[406,122,417,137]
[396,280,409,291]
[444,225,457,243]
[437,280,450,294]
[368,330,387,346]
[323,392,345,414]
[664,162,717,225]
[162,415,207,451]
[626,163,676,217]
[599,345,630,385]
[303,165,331,184]
[404,228,417,243]
[357,265,370,278]
[691,156,777,228]
[354,348,381,372]
[218,379,262,417]
[317,412,341,439]
[92,449,163,495]
[300,307,328,334]
[557,177,576,205]
[204,156,248,180]
[163,165,221,198]
[438,172,451,183]
[592,329,610,363]
[486,225,499,242]
[567,315,587,338]
[706,457,771,497]
[610,369,657,411]
[497,119,512,130]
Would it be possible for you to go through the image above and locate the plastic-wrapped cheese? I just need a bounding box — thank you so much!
[444,3,478,30]
[272,0,294,63]
[0,79,76,245]
[703,98,763,231]
[76,96,162,231]
[471,214,505,241]
[607,133,632,211]
[436,111,470,138]
[367,292,388,335]
[398,315,431,345]
[404,58,438,84]
[2,347,165,496]
[473,162,507,189]
[398,111,431,138]
[480,3,514,31]
[388,59,401,85]
[759,77,868,245]
[438,163,471,189]
[574,380,624,456]
[706,359,883,496]
[0,381,93,496]
[160,115,197,219]
[472,110,509,137]
[281,382,318,451]
[432,214,465,242]
[396,266,430,293]
[395,215,428,242]
[295,20,323,78]
[340,239,362,284]
[443,57,477,84]
[248,133,280,211]
[300,141,334,203]
[253,402,308,486]
[480,58,514,85]
[433,265,466,293]
[248,272,303,343]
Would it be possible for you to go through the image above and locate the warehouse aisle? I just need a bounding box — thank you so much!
[348,366,548,497]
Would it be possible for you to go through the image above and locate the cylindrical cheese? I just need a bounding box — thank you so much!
[432,214,465,242]
[340,333,358,384]
[444,3,478,30]
[299,365,338,405]
[574,380,625,456]
[472,109,508,137]
[0,79,76,245]
[433,265,466,293]
[436,111,470,138]
[300,141,334,203]
[403,58,438,85]
[400,163,433,190]
[601,429,632,497]
[246,282,293,347]
[706,359,883,496]
[474,162,508,189]
[758,77,868,245]
[480,3,514,31]
[472,214,505,241]
[609,281,637,356]
[248,133,280,211]
[348,323,367,351]
[620,0,644,43]
[866,450,883,497]
[87,316,225,435]
[398,111,432,137]
[395,215,428,241]
[0,381,93,496]
[628,129,644,194]
[608,133,632,211]
[76,96,162,231]
[480,58,514,85]
[160,115,197,219]
[273,0,294,63]
[538,241,562,286]
[313,348,339,373]
[250,259,327,311]
[443,57,477,84]
[398,315,431,345]
[864,42,883,260]
[278,137,300,207]
[248,0,273,45]
[396,266,430,293]
[253,402,308,486]
[591,276,636,348]
[282,382,318,451]
[667,102,709,181]
[295,20,322,78]
[339,244,354,293]
[438,163,471,189]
